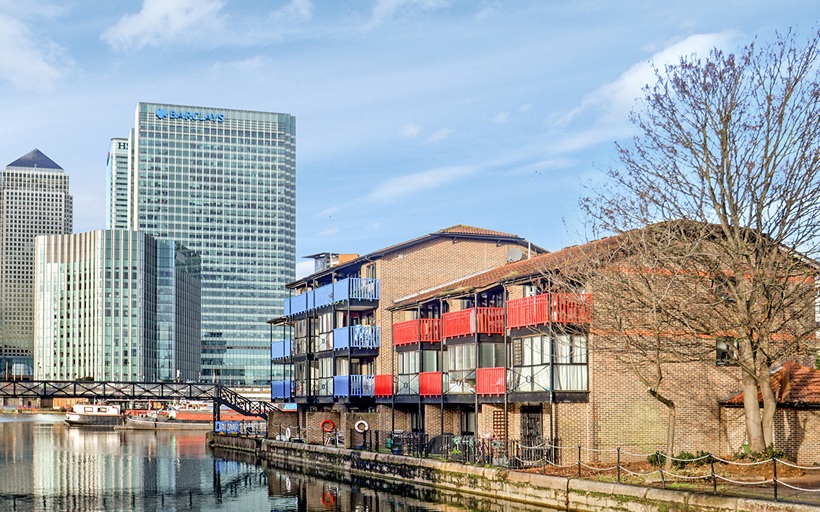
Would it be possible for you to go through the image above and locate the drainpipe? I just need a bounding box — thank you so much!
[503,284,509,459]
[548,285,555,448]
[438,299,444,438]
[474,292,479,436]
[390,309,395,432]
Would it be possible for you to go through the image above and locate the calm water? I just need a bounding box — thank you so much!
[0,415,531,512]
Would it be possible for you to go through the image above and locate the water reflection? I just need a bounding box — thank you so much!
[2,416,488,512]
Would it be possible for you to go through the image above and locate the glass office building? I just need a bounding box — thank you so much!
[34,230,201,381]
[112,102,296,385]
[0,149,72,377]
[106,138,130,230]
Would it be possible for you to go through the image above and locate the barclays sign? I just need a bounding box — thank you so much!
[155,108,224,123]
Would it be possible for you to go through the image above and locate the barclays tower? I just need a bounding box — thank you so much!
[110,102,296,386]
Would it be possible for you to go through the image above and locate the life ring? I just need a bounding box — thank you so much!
[320,419,335,432]
[320,490,335,506]
[354,420,369,433]
[285,426,292,438]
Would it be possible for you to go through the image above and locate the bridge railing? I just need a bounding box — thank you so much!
[0,379,275,420]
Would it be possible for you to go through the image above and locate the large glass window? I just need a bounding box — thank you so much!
[511,334,588,392]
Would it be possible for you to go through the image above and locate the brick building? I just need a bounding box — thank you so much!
[269,225,543,444]
[271,225,818,463]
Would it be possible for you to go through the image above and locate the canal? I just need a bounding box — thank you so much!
[0,415,535,511]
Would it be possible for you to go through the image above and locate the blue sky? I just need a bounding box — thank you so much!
[0,1,816,277]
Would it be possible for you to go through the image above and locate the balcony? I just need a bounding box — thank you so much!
[396,374,419,396]
[476,367,506,396]
[392,318,441,346]
[311,377,333,397]
[506,293,592,329]
[284,277,381,317]
[333,325,380,350]
[445,369,476,394]
[374,374,393,397]
[270,339,292,360]
[419,371,442,397]
[442,307,504,339]
[270,380,293,400]
[333,374,375,397]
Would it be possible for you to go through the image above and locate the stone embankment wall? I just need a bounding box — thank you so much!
[208,434,813,512]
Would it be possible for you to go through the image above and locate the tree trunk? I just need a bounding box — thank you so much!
[648,388,676,470]
[741,370,766,453]
[758,364,777,448]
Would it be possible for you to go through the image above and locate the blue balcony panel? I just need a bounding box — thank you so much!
[333,374,375,397]
[285,278,379,317]
[271,380,293,400]
[332,325,380,350]
[271,339,292,360]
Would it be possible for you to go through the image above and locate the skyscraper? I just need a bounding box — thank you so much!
[0,149,72,377]
[106,138,130,230]
[112,102,296,385]
[34,230,201,382]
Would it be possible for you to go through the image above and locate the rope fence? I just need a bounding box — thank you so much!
[261,426,820,502]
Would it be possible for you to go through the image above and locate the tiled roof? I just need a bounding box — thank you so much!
[7,149,63,170]
[436,225,518,237]
[392,235,621,307]
[722,362,820,407]
[289,224,544,287]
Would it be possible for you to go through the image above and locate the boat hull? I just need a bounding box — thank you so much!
[117,416,212,431]
[65,413,124,427]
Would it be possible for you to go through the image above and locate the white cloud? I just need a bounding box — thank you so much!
[101,0,227,51]
[295,260,314,279]
[493,111,508,123]
[364,0,449,30]
[552,32,736,151]
[368,165,475,201]
[424,127,452,143]
[271,0,313,21]
[400,123,422,139]
[0,12,69,91]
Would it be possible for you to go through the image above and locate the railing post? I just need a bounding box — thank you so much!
[577,445,582,478]
[617,448,621,484]
[773,456,778,501]
[656,451,665,489]
[710,454,717,494]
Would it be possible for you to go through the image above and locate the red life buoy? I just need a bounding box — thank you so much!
[320,419,335,432]
[320,490,335,506]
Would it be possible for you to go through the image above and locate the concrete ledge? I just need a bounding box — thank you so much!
[213,437,818,511]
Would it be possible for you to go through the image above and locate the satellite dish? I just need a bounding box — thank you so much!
[506,247,523,263]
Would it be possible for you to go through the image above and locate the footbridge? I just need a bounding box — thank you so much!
[0,380,275,420]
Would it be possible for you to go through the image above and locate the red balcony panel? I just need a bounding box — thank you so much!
[476,367,506,396]
[476,307,504,335]
[442,308,504,338]
[506,294,549,329]
[419,371,442,397]
[552,293,593,324]
[374,374,393,397]
[392,318,441,346]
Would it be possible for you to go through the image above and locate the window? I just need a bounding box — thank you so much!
[716,338,738,366]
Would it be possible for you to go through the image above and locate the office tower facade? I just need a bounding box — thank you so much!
[0,149,72,377]
[113,102,296,385]
[106,138,130,230]
[34,229,201,381]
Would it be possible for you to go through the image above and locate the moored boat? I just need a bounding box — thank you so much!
[118,413,212,431]
[65,404,124,428]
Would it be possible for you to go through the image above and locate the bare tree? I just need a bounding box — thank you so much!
[582,29,820,453]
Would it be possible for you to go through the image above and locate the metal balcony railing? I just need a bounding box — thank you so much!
[284,278,381,317]
[392,318,441,346]
[419,371,442,397]
[476,367,506,396]
[333,325,380,350]
[271,339,292,360]
[374,374,393,396]
[333,374,375,397]
[442,307,504,338]
[270,380,293,400]
[506,293,592,328]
